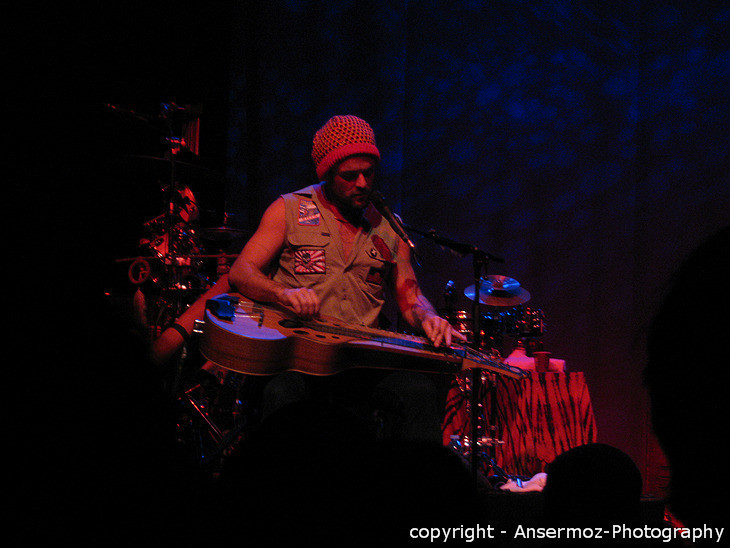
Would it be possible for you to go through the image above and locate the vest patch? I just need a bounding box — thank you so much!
[298,199,321,226]
[293,249,326,274]
[371,234,393,261]
[366,266,387,286]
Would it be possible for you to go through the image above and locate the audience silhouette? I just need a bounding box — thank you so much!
[644,226,729,540]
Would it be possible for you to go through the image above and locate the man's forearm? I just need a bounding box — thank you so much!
[229,261,287,304]
[399,289,439,332]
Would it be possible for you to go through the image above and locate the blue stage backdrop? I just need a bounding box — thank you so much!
[224,1,730,492]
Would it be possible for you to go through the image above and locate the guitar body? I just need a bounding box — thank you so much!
[199,294,525,378]
[200,296,369,375]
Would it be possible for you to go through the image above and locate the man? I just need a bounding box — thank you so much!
[228,114,464,441]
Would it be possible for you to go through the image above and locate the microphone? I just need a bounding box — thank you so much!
[369,190,416,250]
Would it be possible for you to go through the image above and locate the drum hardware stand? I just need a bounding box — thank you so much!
[180,383,226,443]
[177,381,247,476]
[157,102,199,395]
[404,225,514,485]
[173,317,254,471]
[457,370,510,482]
[177,382,251,466]
[176,366,254,474]
[160,102,184,299]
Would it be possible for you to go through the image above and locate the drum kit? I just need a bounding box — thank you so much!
[441,274,547,484]
[117,191,247,340]
[396,226,550,483]
[404,224,546,357]
[108,103,250,343]
[444,274,546,358]
[105,101,261,473]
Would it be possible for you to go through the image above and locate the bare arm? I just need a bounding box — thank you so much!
[151,274,231,364]
[228,198,320,318]
[392,239,466,348]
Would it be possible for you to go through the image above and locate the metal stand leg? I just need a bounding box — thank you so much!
[176,374,254,476]
[469,368,481,483]
[484,371,510,484]
[462,368,514,487]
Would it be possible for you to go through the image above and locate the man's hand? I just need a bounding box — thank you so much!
[421,313,467,348]
[280,287,320,319]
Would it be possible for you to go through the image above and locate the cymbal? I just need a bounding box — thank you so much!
[464,275,531,307]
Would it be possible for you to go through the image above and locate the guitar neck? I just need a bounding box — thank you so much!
[206,294,526,378]
[307,318,435,351]
[299,315,526,378]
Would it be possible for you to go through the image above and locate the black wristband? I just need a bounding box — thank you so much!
[168,322,190,342]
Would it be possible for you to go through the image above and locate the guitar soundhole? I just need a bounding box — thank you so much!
[279,319,304,328]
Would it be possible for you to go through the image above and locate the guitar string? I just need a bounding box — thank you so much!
[235,301,523,376]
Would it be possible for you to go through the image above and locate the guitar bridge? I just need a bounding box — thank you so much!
[253,304,264,327]
[235,310,264,326]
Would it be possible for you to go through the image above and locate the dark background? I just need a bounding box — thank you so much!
[34,1,729,496]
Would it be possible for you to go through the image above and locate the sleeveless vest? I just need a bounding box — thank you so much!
[271,183,400,328]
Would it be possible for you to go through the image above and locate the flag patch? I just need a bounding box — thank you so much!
[294,249,326,274]
[298,199,321,225]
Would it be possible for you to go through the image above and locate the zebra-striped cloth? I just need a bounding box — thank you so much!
[442,372,597,477]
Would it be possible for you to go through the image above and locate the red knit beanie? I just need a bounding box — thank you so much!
[311,115,380,180]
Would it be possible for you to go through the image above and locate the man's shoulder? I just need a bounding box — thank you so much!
[282,183,320,200]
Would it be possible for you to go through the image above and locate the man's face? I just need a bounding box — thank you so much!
[328,155,377,212]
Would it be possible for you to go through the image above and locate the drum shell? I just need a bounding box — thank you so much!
[443,310,505,350]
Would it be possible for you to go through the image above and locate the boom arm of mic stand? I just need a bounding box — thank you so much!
[402,224,504,345]
[402,225,504,265]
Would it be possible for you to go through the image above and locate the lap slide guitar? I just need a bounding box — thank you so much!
[199,294,527,379]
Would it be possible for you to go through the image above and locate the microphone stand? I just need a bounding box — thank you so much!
[403,225,508,485]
